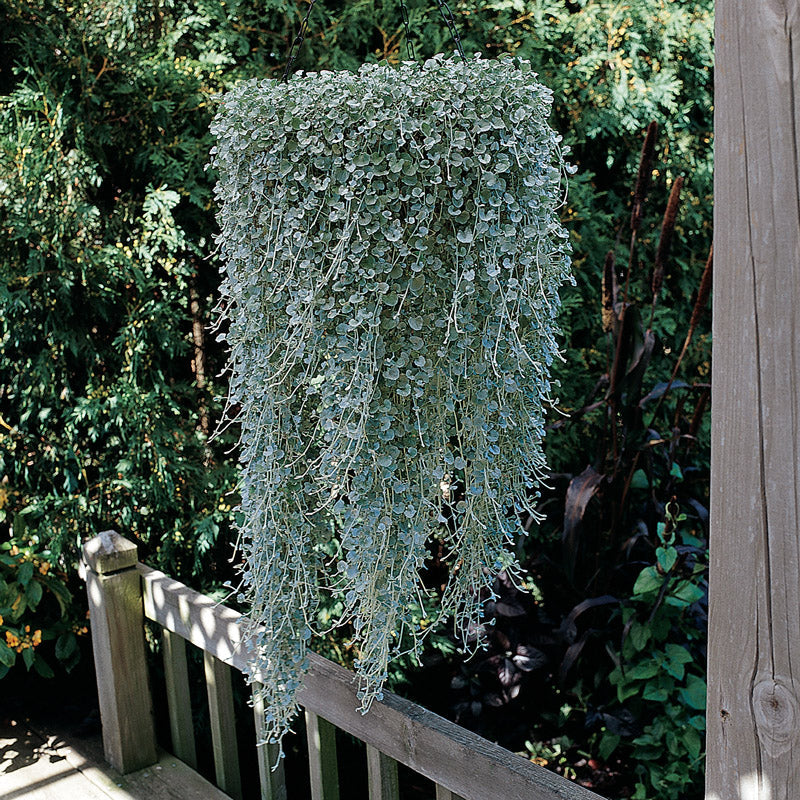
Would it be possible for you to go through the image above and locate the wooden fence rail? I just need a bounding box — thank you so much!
[81,530,603,800]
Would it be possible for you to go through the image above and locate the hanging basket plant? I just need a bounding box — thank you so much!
[210,53,573,747]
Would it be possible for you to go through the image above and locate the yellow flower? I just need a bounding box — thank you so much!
[0,614,4,626]
[39,561,50,575]
[5,631,19,648]
[32,630,42,647]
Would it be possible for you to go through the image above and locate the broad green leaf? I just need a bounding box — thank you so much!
[679,675,707,710]
[633,567,663,596]
[656,546,677,573]
[55,632,78,660]
[32,654,55,679]
[642,683,669,702]
[628,661,660,680]
[17,561,34,587]
[683,727,702,759]
[0,644,15,668]
[599,733,620,761]
[665,644,693,664]
[25,579,43,609]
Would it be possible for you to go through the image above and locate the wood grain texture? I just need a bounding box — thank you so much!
[253,683,287,800]
[305,710,340,800]
[140,563,603,800]
[366,745,400,800]
[82,530,138,574]
[710,3,800,799]
[83,538,157,774]
[162,629,197,769]
[435,787,466,800]
[203,651,243,800]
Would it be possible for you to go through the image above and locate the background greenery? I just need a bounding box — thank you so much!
[0,1,713,798]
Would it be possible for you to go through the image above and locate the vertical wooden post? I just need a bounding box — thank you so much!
[366,745,400,800]
[305,710,340,800]
[204,651,243,800]
[435,787,466,800]
[162,628,197,768]
[253,682,287,800]
[82,531,158,773]
[710,4,800,799]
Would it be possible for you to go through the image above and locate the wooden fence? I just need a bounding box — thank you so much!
[81,530,603,800]
[71,8,800,799]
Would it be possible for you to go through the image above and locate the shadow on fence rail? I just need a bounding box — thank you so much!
[80,530,604,800]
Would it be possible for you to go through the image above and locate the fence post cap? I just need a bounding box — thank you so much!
[82,530,138,575]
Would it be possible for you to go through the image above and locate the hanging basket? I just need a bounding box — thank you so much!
[210,53,573,747]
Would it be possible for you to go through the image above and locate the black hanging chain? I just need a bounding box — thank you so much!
[398,0,417,62]
[433,0,466,63]
[281,0,319,83]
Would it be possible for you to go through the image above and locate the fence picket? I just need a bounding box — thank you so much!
[436,786,466,800]
[366,745,400,800]
[162,629,197,769]
[204,651,243,800]
[139,562,603,800]
[253,682,287,800]
[306,710,340,800]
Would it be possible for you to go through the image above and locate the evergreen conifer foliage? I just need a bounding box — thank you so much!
[211,54,573,745]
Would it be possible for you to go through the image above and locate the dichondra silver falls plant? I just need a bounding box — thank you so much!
[210,53,574,750]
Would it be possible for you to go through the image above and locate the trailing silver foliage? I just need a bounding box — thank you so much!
[210,54,573,748]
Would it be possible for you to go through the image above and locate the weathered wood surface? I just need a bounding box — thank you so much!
[140,565,241,664]
[366,745,400,800]
[0,718,229,800]
[83,530,138,575]
[305,711,340,800]
[162,629,197,769]
[435,787,466,800]
[82,533,157,774]
[252,683,287,800]
[139,563,603,800]
[203,651,243,800]
[710,3,800,800]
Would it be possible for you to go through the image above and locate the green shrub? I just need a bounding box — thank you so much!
[0,2,239,586]
[1,9,712,794]
[0,533,86,677]
[607,505,707,799]
[0,0,712,582]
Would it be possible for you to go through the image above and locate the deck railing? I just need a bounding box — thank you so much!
[81,530,603,800]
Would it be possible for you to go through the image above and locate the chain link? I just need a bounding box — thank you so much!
[433,0,466,63]
[398,0,417,62]
[281,0,319,83]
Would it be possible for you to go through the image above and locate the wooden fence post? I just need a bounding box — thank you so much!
[710,3,800,799]
[366,745,400,800]
[204,651,243,800]
[305,710,340,800]
[82,530,158,774]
